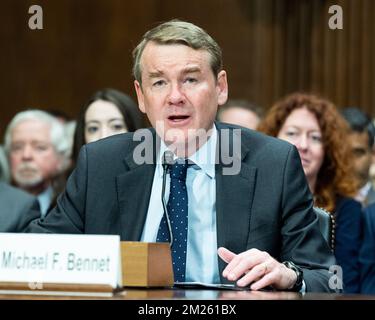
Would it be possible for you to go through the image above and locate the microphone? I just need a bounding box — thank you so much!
[161,151,174,247]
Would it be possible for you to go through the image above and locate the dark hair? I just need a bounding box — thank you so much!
[72,88,144,162]
[217,99,264,120]
[341,107,375,148]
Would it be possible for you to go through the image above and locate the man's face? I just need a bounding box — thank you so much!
[9,119,62,191]
[348,131,372,187]
[219,107,260,130]
[134,42,228,155]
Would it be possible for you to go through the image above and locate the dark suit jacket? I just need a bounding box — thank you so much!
[0,182,40,232]
[26,123,335,292]
[366,186,375,207]
[360,203,375,294]
[335,197,363,293]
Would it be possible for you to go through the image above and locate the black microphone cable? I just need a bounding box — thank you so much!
[161,151,174,247]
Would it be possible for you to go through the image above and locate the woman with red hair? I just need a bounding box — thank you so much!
[258,92,362,293]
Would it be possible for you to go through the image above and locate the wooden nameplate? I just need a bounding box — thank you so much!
[120,241,174,287]
[0,282,115,297]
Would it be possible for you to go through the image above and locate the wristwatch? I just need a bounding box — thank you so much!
[282,261,303,292]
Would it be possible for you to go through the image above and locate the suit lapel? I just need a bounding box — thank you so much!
[114,125,258,279]
[215,124,257,280]
[116,130,158,241]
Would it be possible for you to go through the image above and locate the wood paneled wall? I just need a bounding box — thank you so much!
[1,0,374,136]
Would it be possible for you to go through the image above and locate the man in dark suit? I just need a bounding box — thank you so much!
[26,20,335,292]
[341,107,375,207]
[360,203,375,294]
[0,182,40,232]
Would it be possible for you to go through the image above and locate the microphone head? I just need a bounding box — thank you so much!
[162,151,175,169]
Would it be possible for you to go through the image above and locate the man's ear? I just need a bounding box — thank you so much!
[216,70,228,106]
[134,80,146,114]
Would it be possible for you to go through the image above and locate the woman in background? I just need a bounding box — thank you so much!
[72,88,144,163]
[258,92,362,293]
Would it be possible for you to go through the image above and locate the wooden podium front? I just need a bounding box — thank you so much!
[121,241,174,287]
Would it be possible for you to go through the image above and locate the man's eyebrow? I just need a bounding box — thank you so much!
[147,71,164,78]
[182,66,201,74]
[147,67,202,78]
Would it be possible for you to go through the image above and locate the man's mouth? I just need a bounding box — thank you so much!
[19,170,38,178]
[167,115,190,122]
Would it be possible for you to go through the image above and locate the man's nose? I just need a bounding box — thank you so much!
[167,83,185,105]
[21,145,34,159]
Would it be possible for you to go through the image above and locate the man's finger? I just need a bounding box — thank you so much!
[228,253,267,281]
[218,247,241,279]
[236,262,267,287]
[250,272,275,291]
[217,247,236,264]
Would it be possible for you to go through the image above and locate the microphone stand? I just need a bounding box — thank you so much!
[162,151,174,247]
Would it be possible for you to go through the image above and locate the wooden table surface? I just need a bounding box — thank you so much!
[0,287,374,300]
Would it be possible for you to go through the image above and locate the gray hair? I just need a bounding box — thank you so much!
[132,19,223,84]
[4,109,71,171]
[0,145,10,182]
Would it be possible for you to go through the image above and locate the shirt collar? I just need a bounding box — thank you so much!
[37,186,53,216]
[357,181,372,200]
[156,124,217,179]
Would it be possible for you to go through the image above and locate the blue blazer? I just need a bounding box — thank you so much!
[335,197,363,293]
[359,203,375,294]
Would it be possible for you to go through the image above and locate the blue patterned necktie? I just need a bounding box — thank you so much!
[156,159,189,283]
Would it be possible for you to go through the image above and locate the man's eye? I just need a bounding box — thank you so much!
[11,145,23,152]
[353,148,366,156]
[184,77,197,84]
[153,80,165,87]
[35,145,48,151]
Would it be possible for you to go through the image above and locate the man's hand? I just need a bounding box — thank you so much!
[217,247,297,290]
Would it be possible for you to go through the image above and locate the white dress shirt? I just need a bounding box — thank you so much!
[141,125,220,283]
